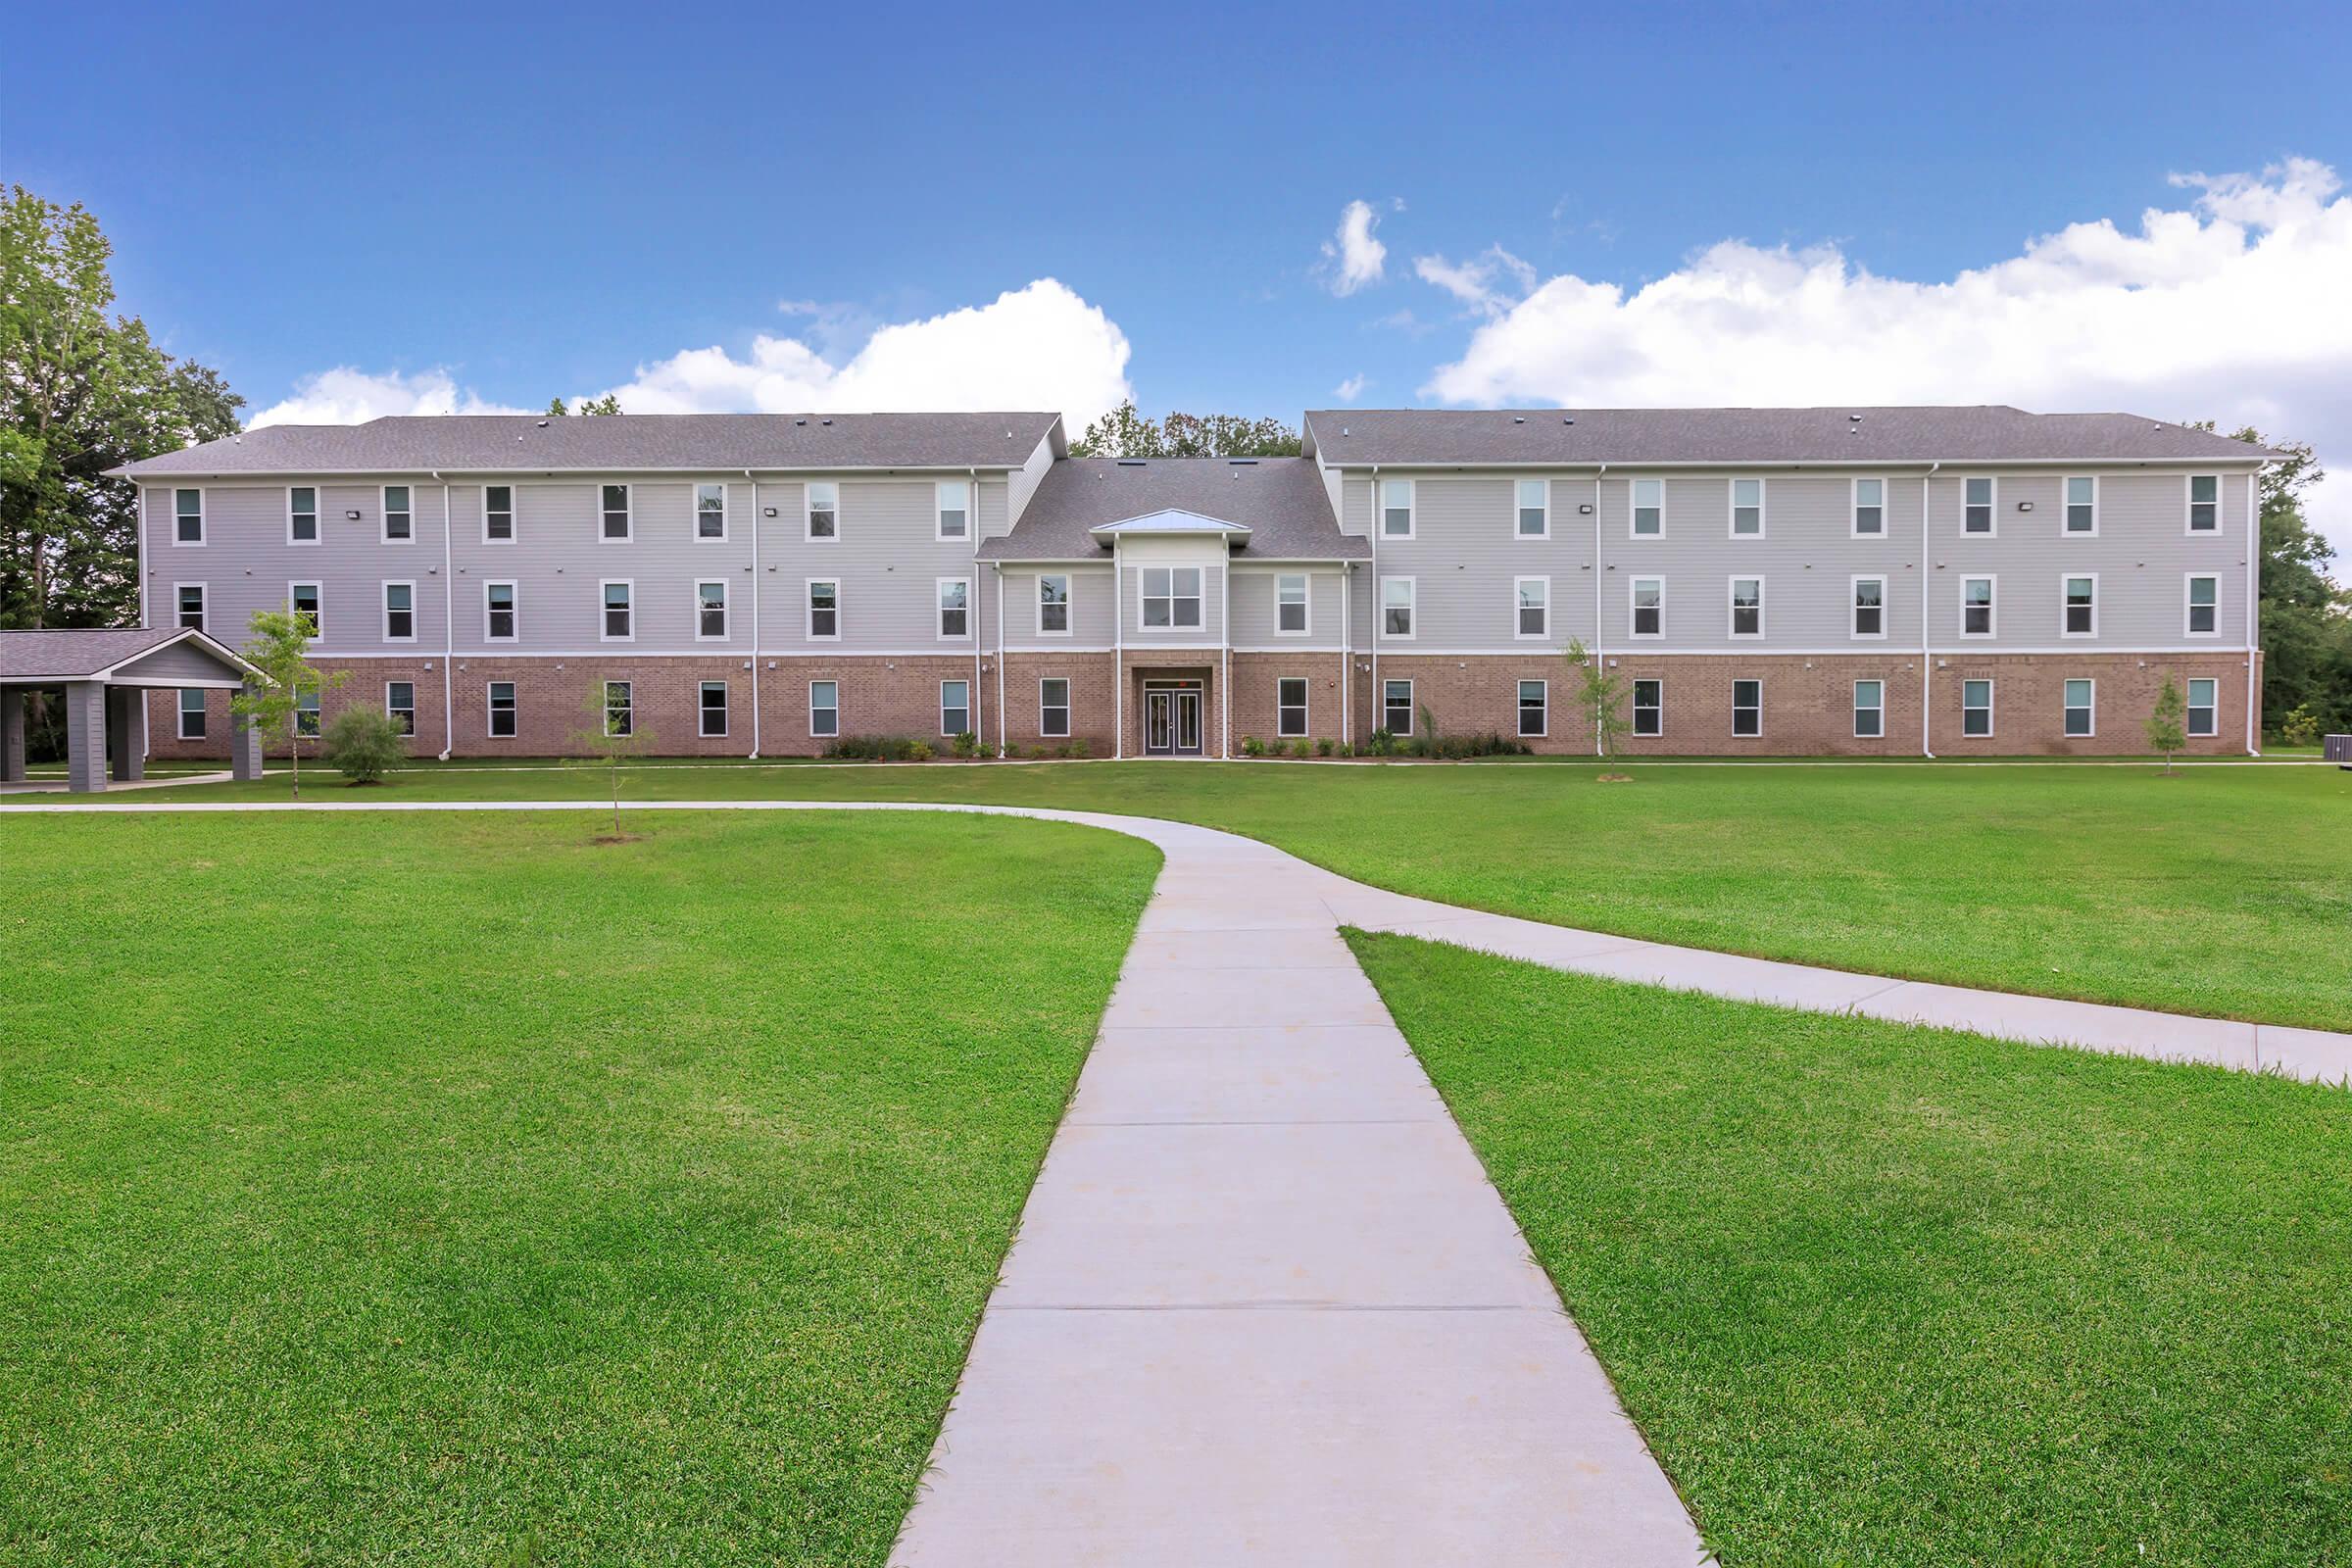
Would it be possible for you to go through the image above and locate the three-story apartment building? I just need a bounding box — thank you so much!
[118,405,2272,759]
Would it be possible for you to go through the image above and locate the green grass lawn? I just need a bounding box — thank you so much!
[1347,931,2352,1566]
[0,810,1158,1567]
[56,755,2352,1031]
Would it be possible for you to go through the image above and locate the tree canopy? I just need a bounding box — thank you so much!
[547,394,623,416]
[2194,423,2350,735]
[1069,401,1300,458]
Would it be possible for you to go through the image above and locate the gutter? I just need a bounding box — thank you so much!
[1921,462,1938,759]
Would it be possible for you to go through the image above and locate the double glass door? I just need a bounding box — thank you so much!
[1144,687,1202,755]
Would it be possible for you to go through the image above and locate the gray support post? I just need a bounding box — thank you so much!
[230,681,265,781]
[65,681,108,793]
[107,688,144,782]
[0,688,24,783]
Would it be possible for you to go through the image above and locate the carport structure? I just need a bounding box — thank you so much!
[0,627,264,793]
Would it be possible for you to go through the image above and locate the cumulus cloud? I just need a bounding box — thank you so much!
[1420,158,2352,551]
[1319,200,1392,295]
[248,368,527,425]
[1334,373,1369,402]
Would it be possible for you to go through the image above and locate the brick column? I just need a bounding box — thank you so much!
[65,681,108,793]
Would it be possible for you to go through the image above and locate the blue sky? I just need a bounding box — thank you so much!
[12,1,2351,539]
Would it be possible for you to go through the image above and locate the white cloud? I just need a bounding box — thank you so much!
[248,368,528,425]
[1319,200,1391,295]
[1334,373,1369,402]
[1413,245,1537,318]
[1420,158,2352,555]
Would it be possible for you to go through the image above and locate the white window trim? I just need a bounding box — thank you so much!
[173,581,207,632]
[1628,575,1665,640]
[1728,574,1766,640]
[481,482,516,546]
[935,479,971,543]
[175,688,207,740]
[2063,474,2099,537]
[381,579,417,645]
[1273,572,1310,637]
[286,485,320,547]
[936,576,972,642]
[599,577,636,644]
[484,680,518,740]
[1516,678,1547,739]
[602,680,633,739]
[1513,575,1550,641]
[2060,571,2099,639]
[380,484,416,546]
[1379,477,1415,540]
[1382,677,1415,735]
[1633,678,1664,739]
[1849,574,1888,641]
[1731,677,1763,740]
[1959,575,1997,640]
[1728,476,1766,538]
[939,678,971,737]
[384,680,416,733]
[1277,676,1310,738]
[1849,476,1887,538]
[2184,573,2222,638]
[1139,565,1205,631]
[806,480,840,543]
[1380,575,1417,641]
[693,480,730,544]
[2186,677,2219,737]
[2063,677,2097,738]
[287,580,322,642]
[806,577,841,642]
[1038,677,1072,738]
[1035,573,1073,638]
[699,680,729,738]
[1962,475,1999,537]
[1515,478,1550,540]
[1961,678,1995,739]
[694,578,730,643]
[172,487,206,546]
[1852,678,1886,740]
[1630,476,1664,539]
[2184,473,2221,536]
[808,678,840,738]
[483,579,518,643]
[600,482,633,544]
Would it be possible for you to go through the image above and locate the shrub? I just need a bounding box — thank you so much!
[1067,737,1091,758]
[906,739,934,761]
[821,735,927,761]
[1240,734,1265,758]
[1337,741,1354,758]
[320,706,407,785]
[2279,705,2322,748]
[1366,728,1396,756]
[951,730,980,759]
[1289,738,1312,759]
[1316,738,1335,757]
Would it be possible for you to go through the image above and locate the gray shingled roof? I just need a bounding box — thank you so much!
[1302,407,2284,466]
[112,412,1064,477]
[0,626,253,682]
[981,457,1367,562]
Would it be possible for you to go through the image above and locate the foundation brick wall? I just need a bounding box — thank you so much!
[1367,653,1597,754]
[754,655,993,755]
[999,652,1118,756]
[1929,651,2256,756]
[1230,653,1355,751]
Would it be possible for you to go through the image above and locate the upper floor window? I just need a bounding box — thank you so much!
[1278,676,1309,738]
[807,579,840,639]
[936,480,970,540]
[601,483,631,542]
[2187,677,2218,737]
[1037,574,1070,635]
[807,481,838,541]
[485,581,516,641]
[1851,575,1886,638]
[1964,476,1995,534]
[1733,678,1762,737]
[603,681,633,738]
[1630,576,1663,637]
[1730,576,1764,638]
[2064,475,2097,535]
[696,579,728,640]
[1961,576,1995,638]
[382,581,415,642]
[1517,679,1546,738]
[1381,575,1415,639]
[382,485,413,542]
[1852,477,1885,536]
[291,582,321,639]
[1515,576,1548,639]
[1142,566,1201,629]
[1381,478,1414,538]
[1516,479,1548,538]
[2187,474,2219,533]
[695,481,728,540]
[288,486,318,544]
[1731,478,1763,537]
[2062,574,2097,637]
[175,583,205,630]
[938,578,969,639]
[173,488,204,544]
[484,484,514,542]
[1276,573,1308,634]
[1632,478,1662,537]
[601,579,633,641]
[2186,574,2220,636]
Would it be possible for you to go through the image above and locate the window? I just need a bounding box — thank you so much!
[1517,679,1546,738]
[1853,679,1885,739]
[176,583,205,630]
[385,681,415,736]
[2063,678,2095,737]
[382,485,413,542]
[602,579,633,641]
[288,486,318,544]
[696,579,728,640]
[1278,676,1309,737]
[938,578,969,639]
[1515,575,1549,639]
[1516,478,1548,537]
[1730,576,1763,637]
[2065,475,2097,534]
[485,581,516,641]
[484,484,514,543]
[1630,577,1663,638]
[807,481,838,540]
[1275,573,1308,635]
[1037,574,1070,635]
[601,483,631,541]
[1142,566,1201,629]
[1039,677,1071,738]
[173,488,203,543]
[1381,576,1414,638]
[176,688,207,740]
[2187,677,2217,737]
[1381,477,1413,538]
[807,579,839,640]
[695,481,728,540]
[487,681,517,738]
[941,679,970,736]
[936,479,969,540]
[1851,576,1886,638]
[1961,576,1995,638]
[809,679,839,738]
[1632,478,1662,536]
[1852,477,1885,536]
[603,681,632,737]
[2186,574,2220,636]
[1633,679,1662,737]
[382,582,415,642]
[700,680,729,738]
[1731,477,1764,536]
[290,583,321,639]
[2187,474,2219,533]
[1383,679,1414,735]
[1962,679,1993,737]
[296,690,320,737]
[2062,574,2097,637]
[1964,476,1995,534]
[1732,678,1761,737]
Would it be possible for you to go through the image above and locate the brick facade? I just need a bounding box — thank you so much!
[1229,652,1354,752]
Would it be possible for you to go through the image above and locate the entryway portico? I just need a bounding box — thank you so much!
[0,627,264,793]
[1136,672,1209,756]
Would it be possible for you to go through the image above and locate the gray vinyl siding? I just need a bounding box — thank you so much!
[113,639,247,684]
[997,566,1115,648]
[1351,476,1601,650]
[1229,568,1346,647]
[1002,432,1056,535]
[757,478,987,652]
[1117,545,1227,647]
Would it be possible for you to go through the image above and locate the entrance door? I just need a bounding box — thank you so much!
[1143,685,1205,756]
[1174,689,1201,754]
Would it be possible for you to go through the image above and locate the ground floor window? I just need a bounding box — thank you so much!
[2187,677,2217,737]
[176,688,207,740]
[1040,677,1070,737]
[296,690,320,737]
[1853,679,1885,738]
[2063,677,2095,737]
[1517,679,1546,737]
[1382,678,1413,734]
[487,681,517,738]
[1732,678,1761,737]
[1277,676,1308,737]
[941,678,970,736]
[604,681,633,737]
[700,680,728,738]
[810,680,839,738]
[385,681,415,735]
[1633,679,1662,737]
[1962,678,1993,737]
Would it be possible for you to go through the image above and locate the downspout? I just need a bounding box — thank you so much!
[969,466,983,744]
[1113,536,1125,759]
[1921,462,1938,758]
[137,485,150,759]
[437,473,454,760]
[1340,564,1351,744]
[1220,548,1232,758]
[1368,466,1380,737]
[2246,468,2261,755]
[993,564,1006,757]
[746,468,760,758]
[1592,464,1606,756]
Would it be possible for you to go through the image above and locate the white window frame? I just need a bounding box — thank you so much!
[2063,474,2099,536]
[936,576,971,641]
[381,484,415,545]
[1277,676,1309,738]
[2184,573,2221,638]
[1036,574,1072,637]
[1516,678,1547,739]
[381,579,416,644]
[808,679,840,739]
[1849,574,1887,640]
[174,581,206,631]
[288,581,322,641]
[1852,678,1886,740]
[1728,575,1765,639]
[693,480,730,543]
[1850,476,1886,538]
[1731,677,1762,739]
[2185,473,2220,535]
[1140,565,1203,630]
[2186,677,2218,738]
[1274,572,1310,637]
[1382,678,1414,735]
[1515,478,1549,539]
[806,480,839,543]
[176,687,207,740]
[1960,575,1996,639]
[1963,475,1997,536]
[172,487,205,546]
[806,578,840,642]
[486,680,518,739]
[1514,575,1550,641]
[1631,477,1663,538]
[2060,572,2099,639]
[1629,576,1664,639]
[1962,678,1994,739]
[384,680,416,736]
[603,680,633,738]
[700,679,729,738]
[1380,477,1415,540]
[286,485,319,546]
[1380,575,1416,640]
[695,578,729,642]
[2063,677,2096,738]
[482,483,515,545]
[1729,476,1766,538]
[483,580,518,643]
[935,479,970,542]
[600,482,633,543]
[600,578,635,643]
[1038,677,1071,738]
[1632,678,1663,738]
[295,690,321,738]
[940,678,971,737]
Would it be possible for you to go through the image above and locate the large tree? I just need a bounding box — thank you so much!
[2194,423,2351,735]
[1070,401,1300,458]
[1,186,243,630]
